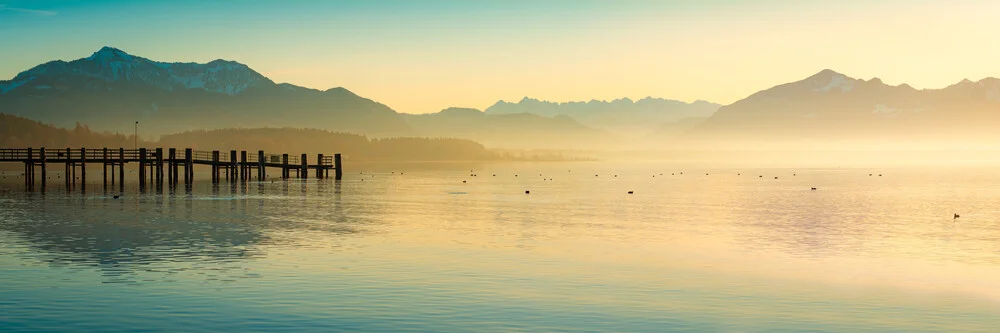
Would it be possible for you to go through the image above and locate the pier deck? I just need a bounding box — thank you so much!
[0,147,343,192]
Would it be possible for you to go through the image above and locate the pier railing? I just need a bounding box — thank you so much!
[0,148,340,165]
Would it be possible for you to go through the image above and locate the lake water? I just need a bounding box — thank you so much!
[2,162,1000,332]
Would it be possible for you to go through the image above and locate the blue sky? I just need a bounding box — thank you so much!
[2,0,999,113]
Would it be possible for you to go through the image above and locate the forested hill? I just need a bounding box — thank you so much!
[0,113,141,148]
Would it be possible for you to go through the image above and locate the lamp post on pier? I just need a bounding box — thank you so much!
[134,121,139,150]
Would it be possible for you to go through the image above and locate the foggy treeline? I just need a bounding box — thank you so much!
[0,113,141,148]
[0,114,515,162]
[160,128,499,161]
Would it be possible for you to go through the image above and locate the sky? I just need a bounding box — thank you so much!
[2,0,1000,114]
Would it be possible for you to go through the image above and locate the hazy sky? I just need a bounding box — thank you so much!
[2,0,999,113]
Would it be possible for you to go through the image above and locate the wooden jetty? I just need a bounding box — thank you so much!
[0,147,342,192]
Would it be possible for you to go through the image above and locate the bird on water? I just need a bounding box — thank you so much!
[954,213,960,219]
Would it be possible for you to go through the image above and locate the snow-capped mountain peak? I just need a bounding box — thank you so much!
[86,46,135,62]
[807,69,857,93]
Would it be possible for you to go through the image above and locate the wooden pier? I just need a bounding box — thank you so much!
[0,147,342,192]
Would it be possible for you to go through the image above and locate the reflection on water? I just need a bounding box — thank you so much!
[0,180,361,284]
[1,163,1000,332]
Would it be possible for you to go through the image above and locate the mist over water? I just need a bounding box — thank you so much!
[2,161,999,332]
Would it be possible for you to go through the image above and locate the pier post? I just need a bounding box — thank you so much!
[39,147,47,189]
[168,148,176,185]
[301,154,308,179]
[156,148,163,186]
[64,149,70,187]
[334,153,342,180]
[258,150,265,181]
[103,148,109,190]
[230,150,237,183]
[26,147,33,189]
[110,149,115,186]
[139,148,147,189]
[317,154,324,179]
[282,154,289,179]
[118,148,125,193]
[167,148,177,186]
[211,150,220,184]
[184,148,193,184]
[67,148,74,186]
[80,147,86,187]
[240,151,247,182]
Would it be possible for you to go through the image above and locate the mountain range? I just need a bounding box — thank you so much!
[485,97,720,137]
[0,47,641,149]
[685,69,1000,148]
[5,47,1000,151]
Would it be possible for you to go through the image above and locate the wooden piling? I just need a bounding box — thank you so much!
[80,147,86,187]
[139,148,147,188]
[103,148,109,189]
[282,154,289,179]
[317,154,324,179]
[167,148,177,185]
[39,147,46,189]
[230,150,237,183]
[211,150,219,183]
[301,154,308,179]
[334,153,342,180]
[118,148,125,192]
[67,148,74,186]
[155,148,163,186]
[258,150,265,181]
[184,148,193,184]
[240,150,247,182]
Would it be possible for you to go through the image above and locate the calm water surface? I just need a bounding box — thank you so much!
[2,162,1000,332]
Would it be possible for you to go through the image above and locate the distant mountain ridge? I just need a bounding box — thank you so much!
[403,107,614,149]
[484,96,720,137]
[0,47,619,149]
[685,69,1000,148]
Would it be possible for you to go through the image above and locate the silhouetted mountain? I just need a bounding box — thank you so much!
[684,69,1000,148]
[0,47,413,137]
[484,97,719,137]
[403,107,614,149]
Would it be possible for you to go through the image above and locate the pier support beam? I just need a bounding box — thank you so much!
[80,147,86,189]
[211,150,220,184]
[240,150,248,182]
[282,154,289,179]
[317,154,324,179]
[103,148,109,190]
[139,148,147,189]
[168,148,176,186]
[118,148,125,193]
[156,148,163,187]
[39,147,46,190]
[25,147,32,189]
[258,150,265,181]
[334,153,342,180]
[230,150,237,183]
[301,154,308,179]
[184,148,193,184]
